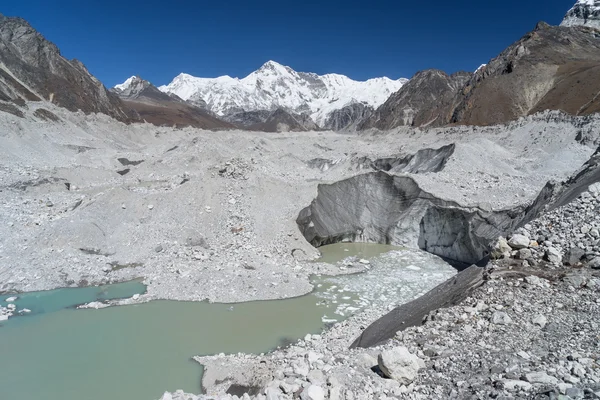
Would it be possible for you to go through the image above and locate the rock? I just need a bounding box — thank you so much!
[525,275,546,287]
[307,369,326,386]
[155,244,164,253]
[5,296,17,302]
[132,294,140,300]
[356,353,377,368]
[378,346,424,385]
[532,315,547,328]
[563,273,588,288]
[589,257,600,269]
[265,387,283,400]
[491,237,512,259]
[524,371,559,385]
[148,204,154,210]
[300,385,325,400]
[0,314,9,321]
[566,387,584,399]
[18,308,31,313]
[564,247,586,265]
[545,247,562,264]
[508,234,530,249]
[292,360,309,377]
[491,311,512,325]
[329,386,342,400]
[518,248,532,260]
[502,379,533,391]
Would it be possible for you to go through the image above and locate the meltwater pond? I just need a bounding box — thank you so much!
[0,244,455,400]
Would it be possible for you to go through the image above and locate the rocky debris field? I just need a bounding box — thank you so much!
[161,174,600,399]
[0,106,598,305]
[1,105,600,399]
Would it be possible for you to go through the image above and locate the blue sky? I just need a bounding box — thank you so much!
[2,0,576,87]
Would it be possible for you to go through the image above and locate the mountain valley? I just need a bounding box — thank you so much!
[1,1,600,400]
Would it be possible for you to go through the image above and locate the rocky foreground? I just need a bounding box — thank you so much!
[161,186,600,399]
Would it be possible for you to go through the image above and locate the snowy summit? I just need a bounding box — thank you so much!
[158,61,407,126]
[561,0,600,29]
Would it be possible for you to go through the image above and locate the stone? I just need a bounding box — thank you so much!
[545,247,562,264]
[307,369,326,386]
[265,387,283,400]
[132,294,140,300]
[491,311,512,325]
[563,273,588,288]
[329,386,342,400]
[524,371,559,385]
[292,360,309,377]
[502,379,532,391]
[589,257,600,269]
[378,347,424,385]
[566,387,584,399]
[0,314,9,321]
[564,247,585,265]
[508,234,530,249]
[300,385,325,400]
[525,275,545,287]
[356,353,377,368]
[5,296,17,302]
[518,248,532,260]
[491,237,512,259]
[532,315,547,328]
[155,245,164,253]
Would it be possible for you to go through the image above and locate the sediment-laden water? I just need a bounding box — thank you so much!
[0,244,455,400]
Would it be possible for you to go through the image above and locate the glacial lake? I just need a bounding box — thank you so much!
[0,243,456,400]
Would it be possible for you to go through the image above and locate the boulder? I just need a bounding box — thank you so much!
[491,237,512,259]
[300,385,325,400]
[589,257,600,269]
[508,234,530,249]
[491,311,512,325]
[545,247,562,264]
[564,247,585,266]
[377,347,424,385]
[524,371,559,385]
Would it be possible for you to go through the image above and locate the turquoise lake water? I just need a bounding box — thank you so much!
[0,244,455,400]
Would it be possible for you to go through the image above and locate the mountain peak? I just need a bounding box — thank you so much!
[159,61,408,126]
[114,76,140,91]
[561,0,600,29]
[259,60,284,70]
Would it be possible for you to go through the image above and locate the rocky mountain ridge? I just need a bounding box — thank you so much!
[0,13,136,123]
[561,0,600,29]
[110,75,233,129]
[361,20,600,130]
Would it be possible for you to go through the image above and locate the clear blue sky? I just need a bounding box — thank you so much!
[1,0,576,87]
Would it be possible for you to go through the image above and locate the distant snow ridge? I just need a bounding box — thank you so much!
[561,0,600,29]
[158,61,407,126]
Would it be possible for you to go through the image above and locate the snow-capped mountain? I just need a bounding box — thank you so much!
[561,0,600,29]
[158,61,407,126]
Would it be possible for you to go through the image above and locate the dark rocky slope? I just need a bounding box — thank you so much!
[452,22,600,126]
[112,76,234,130]
[323,102,374,131]
[0,14,136,122]
[245,108,319,132]
[361,22,600,130]
[359,70,471,130]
